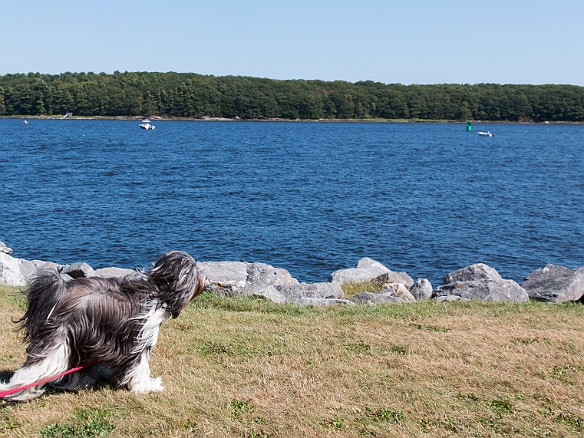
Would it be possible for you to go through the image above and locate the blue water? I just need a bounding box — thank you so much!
[1,119,583,286]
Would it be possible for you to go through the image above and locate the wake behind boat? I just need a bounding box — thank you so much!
[478,131,494,137]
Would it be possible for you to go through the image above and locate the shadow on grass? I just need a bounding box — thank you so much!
[0,368,119,406]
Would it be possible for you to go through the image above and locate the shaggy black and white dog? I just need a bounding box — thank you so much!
[0,251,205,402]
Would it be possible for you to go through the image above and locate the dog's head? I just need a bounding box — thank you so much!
[147,251,206,318]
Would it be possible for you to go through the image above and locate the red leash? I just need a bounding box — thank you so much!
[0,361,97,398]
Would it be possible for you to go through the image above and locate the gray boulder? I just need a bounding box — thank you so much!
[0,253,63,285]
[434,280,529,302]
[385,271,415,288]
[328,257,413,287]
[94,267,138,279]
[62,262,95,279]
[433,263,529,302]
[240,262,298,302]
[522,264,584,303]
[244,284,288,304]
[329,257,390,283]
[410,278,433,300]
[350,292,405,305]
[0,253,28,286]
[294,298,353,306]
[380,282,416,302]
[0,241,13,255]
[245,262,298,289]
[198,261,248,296]
[277,282,343,303]
[435,295,469,302]
[198,261,298,299]
[443,263,502,283]
[23,260,61,281]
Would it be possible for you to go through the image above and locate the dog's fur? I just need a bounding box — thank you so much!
[0,251,205,402]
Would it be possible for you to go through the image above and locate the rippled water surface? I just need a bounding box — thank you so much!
[1,119,582,285]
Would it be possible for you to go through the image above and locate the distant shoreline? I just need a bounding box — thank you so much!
[2,115,583,124]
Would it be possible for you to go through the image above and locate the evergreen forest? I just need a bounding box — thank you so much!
[1,71,583,122]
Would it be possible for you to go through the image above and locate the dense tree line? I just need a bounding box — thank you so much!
[0,71,583,121]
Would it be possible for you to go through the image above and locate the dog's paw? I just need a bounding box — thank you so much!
[148,377,165,392]
[129,376,165,393]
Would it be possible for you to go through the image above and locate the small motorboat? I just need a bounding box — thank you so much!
[139,119,155,130]
[478,131,494,137]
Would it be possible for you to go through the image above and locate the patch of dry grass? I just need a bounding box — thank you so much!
[340,279,386,298]
[1,285,583,437]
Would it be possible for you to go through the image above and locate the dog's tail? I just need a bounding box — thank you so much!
[15,271,68,342]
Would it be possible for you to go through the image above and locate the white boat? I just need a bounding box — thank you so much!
[139,120,155,130]
[478,131,494,137]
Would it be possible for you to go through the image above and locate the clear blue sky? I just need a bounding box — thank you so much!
[2,0,583,85]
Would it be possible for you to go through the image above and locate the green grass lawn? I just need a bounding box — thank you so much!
[1,285,583,437]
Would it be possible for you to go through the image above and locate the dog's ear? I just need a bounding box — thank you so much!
[148,251,205,318]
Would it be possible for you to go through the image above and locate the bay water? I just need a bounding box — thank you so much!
[1,119,582,286]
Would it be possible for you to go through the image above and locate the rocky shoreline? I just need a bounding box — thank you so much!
[1,241,583,306]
